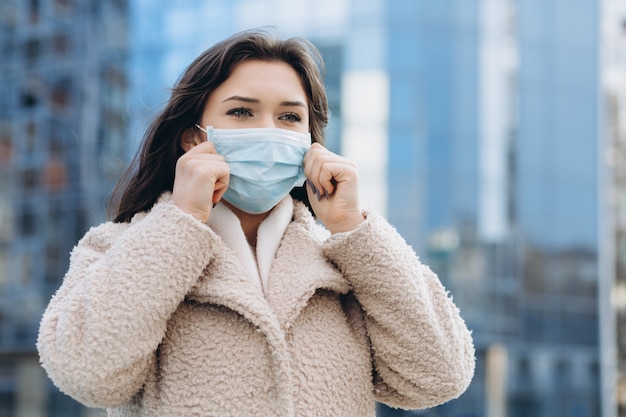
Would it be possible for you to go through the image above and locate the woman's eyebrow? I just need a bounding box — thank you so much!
[280,100,307,108]
[222,95,259,104]
[222,96,307,108]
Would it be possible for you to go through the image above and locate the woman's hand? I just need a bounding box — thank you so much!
[303,143,365,234]
[172,141,230,223]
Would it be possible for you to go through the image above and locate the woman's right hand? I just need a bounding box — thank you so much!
[172,141,230,223]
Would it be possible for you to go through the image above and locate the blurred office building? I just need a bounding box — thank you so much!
[1,0,625,416]
[0,0,129,416]
[602,0,626,415]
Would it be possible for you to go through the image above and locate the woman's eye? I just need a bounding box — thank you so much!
[280,113,302,122]
[227,108,252,118]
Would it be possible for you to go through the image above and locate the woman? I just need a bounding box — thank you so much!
[37,29,475,417]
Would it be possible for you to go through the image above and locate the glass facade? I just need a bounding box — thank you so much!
[384,1,601,416]
[0,0,129,415]
[0,0,622,416]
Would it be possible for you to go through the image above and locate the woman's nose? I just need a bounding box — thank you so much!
[258,114,277,129]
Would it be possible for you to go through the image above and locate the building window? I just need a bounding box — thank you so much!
[25,121,37,156]
[51,79,72,111]
[20,168,37,191]
[18,204,36,236]
[553,359,571,391]
[24,39,40,62]
[54,0,71,12]
[0,135,12,167]
[0,250,8,289]
[20,90,38,108]
[28,0,40,24]
[43,156,68,193]
[52,32,70,56]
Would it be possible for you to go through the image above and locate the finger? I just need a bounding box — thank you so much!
[304,144,332,194]
[212,167,230,203]
[306,152,355,197]
[303,142,326,168]
[321,162,358,195]
[177,153,225,175]
[187,140,219,155]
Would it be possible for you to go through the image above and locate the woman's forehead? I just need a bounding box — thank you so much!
[212,60,307,103]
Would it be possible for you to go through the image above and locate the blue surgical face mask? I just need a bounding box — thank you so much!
[196,125,311,214]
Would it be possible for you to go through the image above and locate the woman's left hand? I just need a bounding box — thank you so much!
[303,143,365,234]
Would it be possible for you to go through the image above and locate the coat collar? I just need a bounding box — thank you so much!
[186,200,350,331]
[206,196,294,294]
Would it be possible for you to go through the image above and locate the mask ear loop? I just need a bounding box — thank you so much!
[194,124,208,145]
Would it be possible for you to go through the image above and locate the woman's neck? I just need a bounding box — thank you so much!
[221,201,270,248]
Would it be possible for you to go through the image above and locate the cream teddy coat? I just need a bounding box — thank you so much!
[37,195,475,417]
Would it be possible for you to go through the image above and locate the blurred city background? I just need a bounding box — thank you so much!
[0,0,625,416]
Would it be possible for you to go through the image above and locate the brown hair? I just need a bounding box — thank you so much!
[110,29,328,222]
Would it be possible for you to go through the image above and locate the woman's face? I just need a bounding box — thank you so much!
[199,60,310,134]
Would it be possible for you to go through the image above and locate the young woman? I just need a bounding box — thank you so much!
[37,29,475,417]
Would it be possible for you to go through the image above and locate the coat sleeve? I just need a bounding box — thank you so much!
[322,210,475,410]
[36,199,220,408]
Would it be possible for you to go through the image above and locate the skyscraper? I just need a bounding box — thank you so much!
[385,1,602,416]
[0,1,129,415]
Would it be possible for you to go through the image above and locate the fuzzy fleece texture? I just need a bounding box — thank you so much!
[37,194,475,417]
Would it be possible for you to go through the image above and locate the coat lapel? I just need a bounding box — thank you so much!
[186,243,273,325]
[185,203,351,332]
[185,245,295,415]
[264,203,351,331]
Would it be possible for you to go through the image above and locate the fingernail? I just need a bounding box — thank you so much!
[308,180,321,199]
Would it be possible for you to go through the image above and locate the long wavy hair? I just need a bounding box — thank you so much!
[110,29,328,223]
